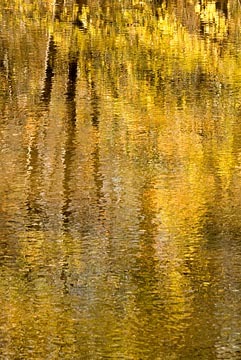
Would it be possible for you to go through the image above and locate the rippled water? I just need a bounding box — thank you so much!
[1,0,241,359]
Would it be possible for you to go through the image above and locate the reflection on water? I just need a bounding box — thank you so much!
[1,0,241,358]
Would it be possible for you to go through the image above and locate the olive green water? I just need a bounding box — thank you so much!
[1,1,241,359]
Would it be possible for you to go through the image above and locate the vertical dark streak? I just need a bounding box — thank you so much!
[66,55,78,119]
[84,52,104,220]
[25,142,45,230]
[216,0,228,18]
[90,80,100,128]
[40,36,57,106]
[25,32,57,228]
[62,53,79,226]
[89,78,103,219]
[92,138,103,215]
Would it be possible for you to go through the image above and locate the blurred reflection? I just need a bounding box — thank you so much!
[1,0,241,359]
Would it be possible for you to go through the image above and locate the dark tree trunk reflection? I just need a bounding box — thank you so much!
[62,52,79,227]
[40,35,57,106]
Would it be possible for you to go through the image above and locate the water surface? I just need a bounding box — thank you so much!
[1,0,241,359]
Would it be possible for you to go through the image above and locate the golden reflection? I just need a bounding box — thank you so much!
[1,0,241,358]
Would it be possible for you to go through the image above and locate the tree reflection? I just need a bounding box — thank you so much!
[40,36,57,106]
[1,0,241,358]
[62,51,78,226]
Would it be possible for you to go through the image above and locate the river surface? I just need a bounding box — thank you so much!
[1,1,241,359]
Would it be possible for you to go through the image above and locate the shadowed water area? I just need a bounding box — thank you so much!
[1,0,241,358]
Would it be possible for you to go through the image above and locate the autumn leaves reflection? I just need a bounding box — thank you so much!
[1,0,241,358]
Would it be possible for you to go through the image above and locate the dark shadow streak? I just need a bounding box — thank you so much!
[40,35,57,106]
[62,52,79,227]
[90,79,100,128]
[87,68,104,219]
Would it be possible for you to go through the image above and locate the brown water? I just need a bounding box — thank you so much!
[1,0,241,359]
